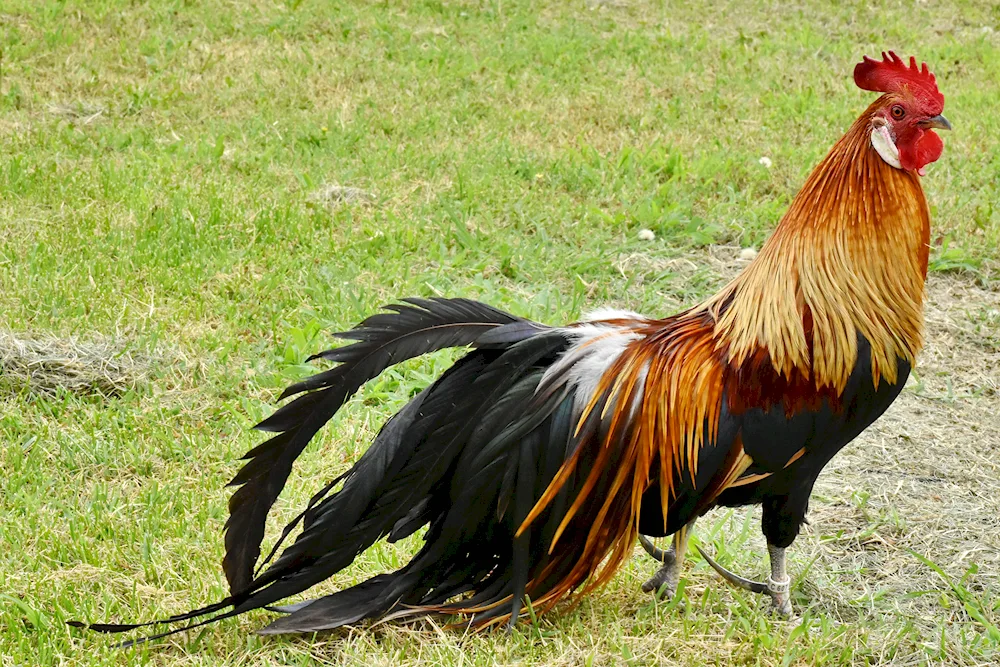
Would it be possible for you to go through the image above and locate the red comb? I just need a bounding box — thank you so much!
[853,51,944,113]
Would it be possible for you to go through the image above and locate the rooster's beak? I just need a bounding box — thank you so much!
[918,115,952,131]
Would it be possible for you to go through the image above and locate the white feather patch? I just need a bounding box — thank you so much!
[871,125,902,170]
[565,331,641,405]
[540,315,648,409]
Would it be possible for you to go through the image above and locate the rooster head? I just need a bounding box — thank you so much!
[854,51,950,176]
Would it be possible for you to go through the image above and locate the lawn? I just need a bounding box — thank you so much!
[2,1,999,665]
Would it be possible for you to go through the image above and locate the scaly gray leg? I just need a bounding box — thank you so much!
[639,522,693,599]
[696,542,794,617]
[766,544,792,616]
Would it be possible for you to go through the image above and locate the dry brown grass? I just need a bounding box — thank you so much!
[0,331,156,397]
[308,183,377,209]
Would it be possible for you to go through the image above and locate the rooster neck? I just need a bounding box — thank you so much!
[701,103,931,393]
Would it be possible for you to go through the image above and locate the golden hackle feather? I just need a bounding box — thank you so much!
[509,94,931,623]
[702,98,929,393]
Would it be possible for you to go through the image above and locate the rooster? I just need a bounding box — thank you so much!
[75,51,949,643]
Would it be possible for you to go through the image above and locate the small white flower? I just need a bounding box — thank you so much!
[637,228,656,241]
[758,156,773,168]
[739,247,758,261]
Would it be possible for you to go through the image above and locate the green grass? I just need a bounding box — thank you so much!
[2,1,999,665]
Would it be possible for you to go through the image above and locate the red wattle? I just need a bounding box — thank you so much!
[899,130,943,172]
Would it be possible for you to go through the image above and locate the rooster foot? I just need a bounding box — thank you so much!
[639,535,679,597]
[639,535,681,600]
[696,545,795,618]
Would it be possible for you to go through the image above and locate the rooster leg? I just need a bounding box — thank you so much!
[695,544,794,617]
[765,544,793,617]
[639,522,693,598]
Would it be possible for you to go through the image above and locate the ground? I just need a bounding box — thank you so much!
[2,1,999,665]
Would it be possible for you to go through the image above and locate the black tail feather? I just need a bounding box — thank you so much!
[253,472,347,579]
[75,297,609,644]
[223,298,530,594]
[508,433,539,628]
[67,596,235,636]
[229,335,568,618]
[256,574,404,635]
[216,334,570,635]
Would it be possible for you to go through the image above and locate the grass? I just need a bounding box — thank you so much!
[2,0,999,665]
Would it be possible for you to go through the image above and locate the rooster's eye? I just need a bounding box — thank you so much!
[891,105,905,120]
